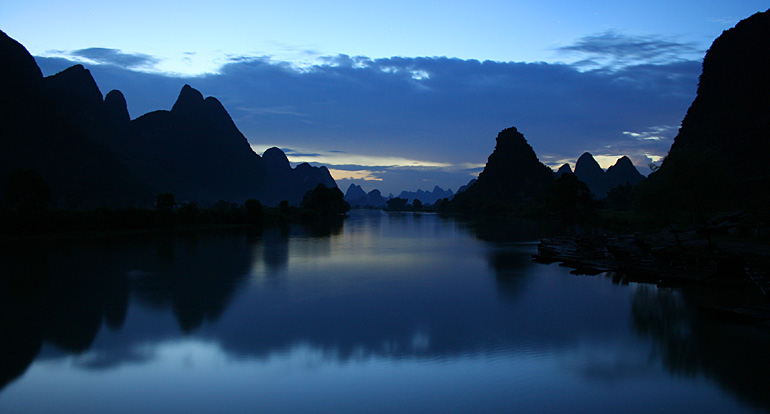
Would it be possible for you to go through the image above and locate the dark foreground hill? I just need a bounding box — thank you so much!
[638,9,770,218]
[0,30,335,209]
[0,33,147,209]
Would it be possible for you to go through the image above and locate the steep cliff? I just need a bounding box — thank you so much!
[640,10,770,216]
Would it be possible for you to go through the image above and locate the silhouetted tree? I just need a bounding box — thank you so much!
[300,184,350,215]
[605,183,635,211]
[178,202,201,223]
[434,198,450,211]
[208,200,243,223]
[542,173,596,223]
[384,197,409,211]
[279,200,290,214]
[412,199,423,211]
[245,199,263,223]
[155,193,176,212]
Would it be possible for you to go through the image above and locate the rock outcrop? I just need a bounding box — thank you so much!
[640,9,770,215]
[575,153,645,198]
[447,126,553,213]
[574,152,607,197]
[605,156,645,190]
[555,163,572,178]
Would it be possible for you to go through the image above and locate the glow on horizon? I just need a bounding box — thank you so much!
[593,155,627,170]
[328,169,384,182]
[545,155,632,172]
[251,145,454,169]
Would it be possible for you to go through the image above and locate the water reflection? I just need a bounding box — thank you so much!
[632,285,770,411]
[0,212,768,413]
[260,226,290,274]
[447,215,545,243]
[0,219,348,390]
[487,245,537,300]
[0,237,137,387]
[130,231,255,333]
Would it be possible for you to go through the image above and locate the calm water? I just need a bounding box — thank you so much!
[1,210,768,413]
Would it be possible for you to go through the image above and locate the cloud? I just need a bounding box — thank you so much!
[35,51,701,195]
[277,146,454,169]
[238,106,310,117]
[69,48,161,69]
[557,31,701,70]
[622,125,678,141]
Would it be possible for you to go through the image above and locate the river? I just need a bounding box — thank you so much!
[0,210,768,413]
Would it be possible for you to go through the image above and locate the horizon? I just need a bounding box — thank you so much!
[2,1,767,195]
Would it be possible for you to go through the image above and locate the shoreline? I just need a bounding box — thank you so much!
[533,231,770,326]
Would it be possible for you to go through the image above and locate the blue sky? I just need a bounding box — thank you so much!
[1,1,767,195]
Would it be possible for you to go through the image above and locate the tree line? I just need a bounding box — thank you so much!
[0,170,349,235]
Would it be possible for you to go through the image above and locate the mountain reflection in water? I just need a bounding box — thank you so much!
[0,210,768,413]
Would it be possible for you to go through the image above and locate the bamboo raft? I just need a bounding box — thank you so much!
[536,234,770,283]
[698,304,770,324]
[534,234,770,324]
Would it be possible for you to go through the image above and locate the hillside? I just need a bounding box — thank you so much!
[0,30,335,208]
[639,10,770,218]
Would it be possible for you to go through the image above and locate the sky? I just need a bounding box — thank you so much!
[1,1,767,196]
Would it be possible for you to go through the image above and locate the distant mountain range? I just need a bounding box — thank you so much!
[395,186,454,205]
[0,30,335,208]
[344,184,389,208]
[344,184,454,208]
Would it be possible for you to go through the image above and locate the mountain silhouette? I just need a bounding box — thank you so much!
[605,156,644,190]
[555,163,572,178]
[574,152,607,197]
[447,126,553,213]
[0,33,148,208]
[259,147,336,205]
[574,153,644,198]
[456,179,476,194]
[344,184,390,208]
[466,127,554,200]
[346,183,453,208]
[344,184,367,201]
[640,9,770,215]
[396,186,453,205]
[128,84,267,205]
[365,189,388,207]
[0,31,336,208]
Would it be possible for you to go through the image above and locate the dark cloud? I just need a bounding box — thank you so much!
[70,47,161,69]
[557,31,701,69]
[35,52,702,194]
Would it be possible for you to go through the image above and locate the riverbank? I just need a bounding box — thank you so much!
[534,228,770,325]
[0,205,347,241]
[535,230,770,283]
